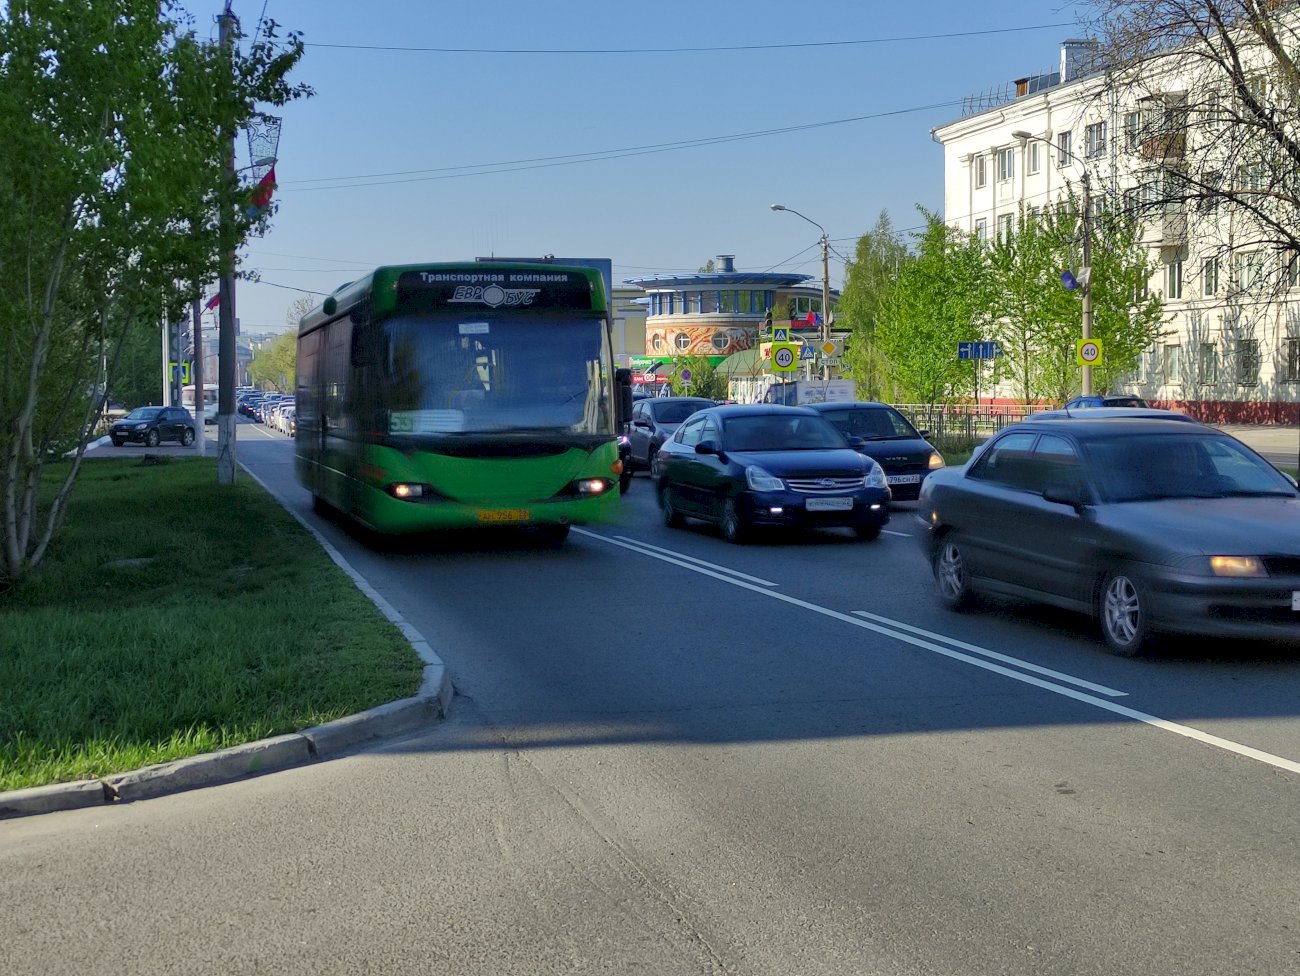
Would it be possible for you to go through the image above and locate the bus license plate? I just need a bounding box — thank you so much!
[806,497,853,512]
[477,508,532,523]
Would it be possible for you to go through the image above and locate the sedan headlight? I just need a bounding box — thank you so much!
[865,459,888,489]
[745,465,784,492]
[928,451,946,470]
[1209,555,1268,578]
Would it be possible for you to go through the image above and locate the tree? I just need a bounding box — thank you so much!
[839,211,910,399]
[285,295,316,330]
[675,355,728,400]
[249,333,297,393]
[0,1,310,585]
[1086,0,1300,296]
[873,211,990,420]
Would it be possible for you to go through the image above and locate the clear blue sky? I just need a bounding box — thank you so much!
[195,0,1091,333]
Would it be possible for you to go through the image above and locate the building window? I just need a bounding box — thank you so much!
[1285,251,1300,290]
[651,333,665,352]
[1085,121,1107,159]
[1287,338,1300,383]
[974,218,988,243]
[1027,141,1040,174]
[674,332,692,352]
[1235,251,1265,291]
[1202,257,1219,296]
[1057,130,1073,166]
[1124,110,1144,151]
[1237,338,1261,386]
[997,147,1015,182]
[1163,344,1183,384]
[997,213,1014,242]
[1164,259,1183,299]
[1198,343,1218,384]
[974,154,987,188]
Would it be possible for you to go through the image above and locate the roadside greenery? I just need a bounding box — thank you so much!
[841,205,1164,411]
[0,2,311,585]
[0,458,423,792]
[249,332,298,393]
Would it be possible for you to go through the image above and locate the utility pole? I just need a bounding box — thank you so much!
[192,297,205,456]
[1081,168,1094,397]
[819,232,831,382]
[217,3,238,484]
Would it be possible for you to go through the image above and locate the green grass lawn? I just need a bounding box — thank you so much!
[0,457,424,792]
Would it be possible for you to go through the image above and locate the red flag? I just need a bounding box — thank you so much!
[249,164,277,211]
[806,310,820,326]
[204,293,220,311]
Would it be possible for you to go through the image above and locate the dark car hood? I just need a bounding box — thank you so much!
[730,449,869,478]
[855,437,933,464]
[1098,495,1300,556]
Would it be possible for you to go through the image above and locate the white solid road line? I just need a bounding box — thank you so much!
[851,610,1127,697]
[578,529,1300,777]
[612,535,779,586]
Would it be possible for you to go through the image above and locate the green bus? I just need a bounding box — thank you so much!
[295,262,631,542]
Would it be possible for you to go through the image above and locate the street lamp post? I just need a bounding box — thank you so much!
[770,204,831,381]
[1011,130,1093,396]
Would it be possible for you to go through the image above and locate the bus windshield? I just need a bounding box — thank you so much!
[380,313,611,436]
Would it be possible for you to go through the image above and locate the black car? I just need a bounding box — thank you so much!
[627,397,717,472]
[917,415,1300,655]
[654,404,891,543]
[110,406,196,447]
[1064,394,1150,409]
[805,401,944,501]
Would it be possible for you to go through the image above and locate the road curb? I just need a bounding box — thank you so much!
[0,461,455,820]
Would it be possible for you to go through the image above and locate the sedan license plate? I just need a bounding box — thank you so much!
[887,474,921,485]
[806,497,853,512]
[477,508,532,523]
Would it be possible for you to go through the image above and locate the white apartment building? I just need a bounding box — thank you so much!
[933,35,1300,422]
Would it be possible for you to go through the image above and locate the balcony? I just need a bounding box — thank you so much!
[1141,132,1186,161]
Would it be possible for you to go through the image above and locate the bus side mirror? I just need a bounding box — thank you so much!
[615,368,633,426]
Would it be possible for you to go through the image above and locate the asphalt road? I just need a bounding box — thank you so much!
[3,430,1300,975]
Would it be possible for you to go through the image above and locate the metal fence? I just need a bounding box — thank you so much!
[893,403,1046,442]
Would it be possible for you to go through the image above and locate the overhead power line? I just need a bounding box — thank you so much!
[305,23,1072,55]
[282,100,960,192]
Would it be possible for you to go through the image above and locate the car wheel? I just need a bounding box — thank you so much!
[111,437,124,447]
[933,536,973,610]
[145,429,160,448]
[854,524,882,541]
[180,428,194,447]
[660,484,683,528]
[719,498,749,544]
[619,469,632,494]
[1099,569,1152,657]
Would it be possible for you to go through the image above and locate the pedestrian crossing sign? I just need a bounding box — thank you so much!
[773,327,789,342]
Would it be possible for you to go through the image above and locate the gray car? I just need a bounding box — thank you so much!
[917,415,1300,655]
[627,396,716,472]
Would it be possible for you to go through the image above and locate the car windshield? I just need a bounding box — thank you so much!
[124,407,162,421]
[1085,432,1297,501]
[723,414,848,451]
[817,406,919,440]
[653,402,708,425]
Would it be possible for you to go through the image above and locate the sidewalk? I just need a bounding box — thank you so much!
[1215,423,1300,468]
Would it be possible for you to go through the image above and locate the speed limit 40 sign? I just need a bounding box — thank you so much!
[771,342,800,374]
[1076,339,1104,366]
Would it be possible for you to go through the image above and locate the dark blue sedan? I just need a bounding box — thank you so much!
[653,404,891,543]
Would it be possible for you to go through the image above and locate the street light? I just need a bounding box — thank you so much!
[770,203,832,381]
[1011,129,1094,396]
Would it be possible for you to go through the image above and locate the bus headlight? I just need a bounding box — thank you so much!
[575,478,610,495]
[387,482,431,500]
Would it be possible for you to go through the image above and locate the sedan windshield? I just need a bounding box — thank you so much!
[379,312,611,436]
[723,414,848,451]
[817,406,919,440]
[1086,432,1297,501]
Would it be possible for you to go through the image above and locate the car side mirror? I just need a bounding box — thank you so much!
[1043,481,1087,510]
[846,435,867,450]
[918,429,931,439]
[695,439,722,456]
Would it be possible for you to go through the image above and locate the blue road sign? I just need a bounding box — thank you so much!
[799,344,815,361]
[958,342,973,360]
[960,342,1001,361]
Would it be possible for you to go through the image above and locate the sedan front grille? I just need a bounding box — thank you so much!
[787,476,867,494]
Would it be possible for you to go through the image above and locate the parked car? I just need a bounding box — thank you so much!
[805,401,944,501]
[109,406,196,448]
[654,404,891,543]
[627,396,716,472]
[916,415,1300,655]
[1065,394,1150,409]
[1030,406,1195,422]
